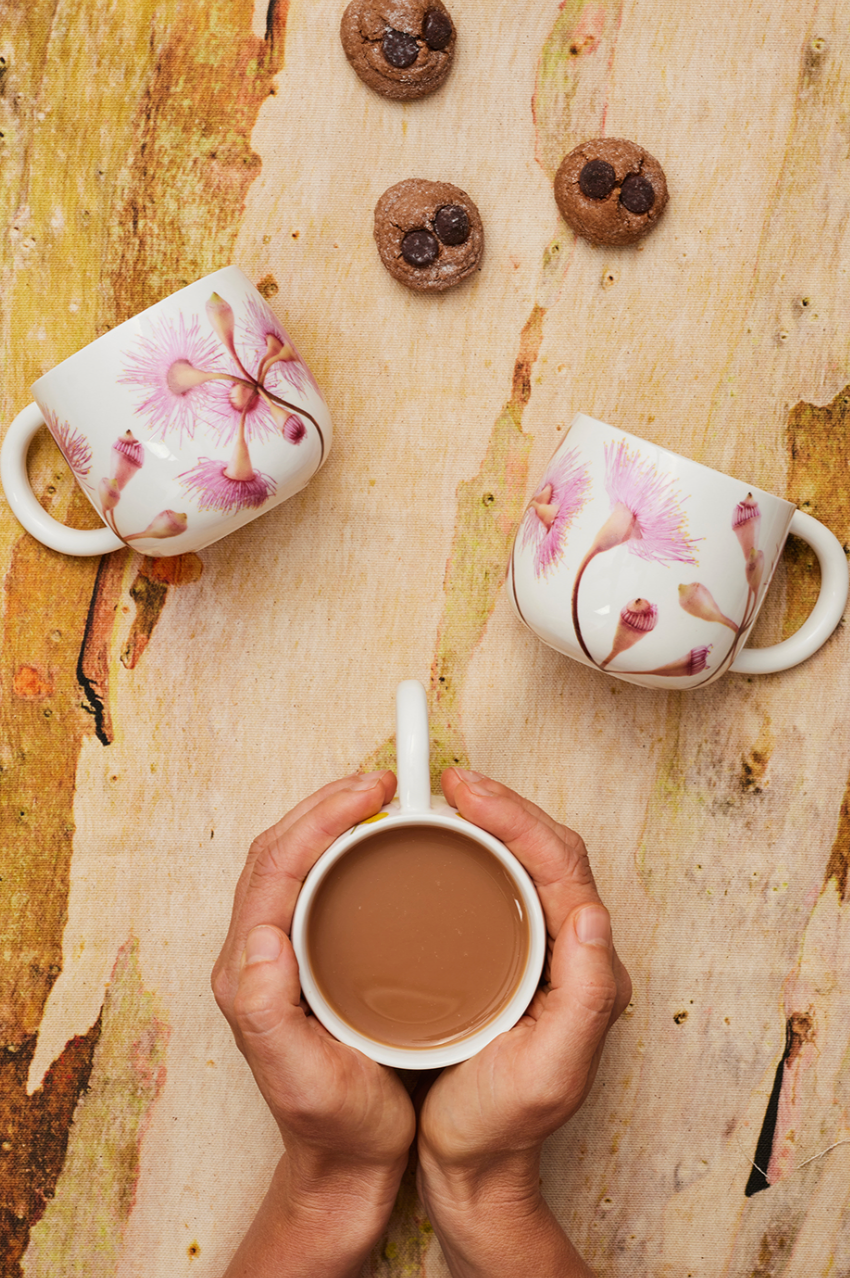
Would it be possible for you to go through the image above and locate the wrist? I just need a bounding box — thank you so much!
[223,1151,406,1278]
[417,1143,543,1220]
[417,1149,593,1278]
[284,1138,407,1208]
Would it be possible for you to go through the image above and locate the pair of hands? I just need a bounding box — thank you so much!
[212,767,631,1277]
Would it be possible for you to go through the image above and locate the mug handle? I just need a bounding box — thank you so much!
[1,402,125,556]
[730,510,848,675]
[396,680,433,812]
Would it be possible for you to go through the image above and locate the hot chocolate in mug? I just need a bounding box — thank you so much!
[508,414,848,690]
[291,681,546,1069]
[0,266,332,557]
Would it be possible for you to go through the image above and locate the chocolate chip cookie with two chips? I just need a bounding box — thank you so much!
[374,179,483,292]
[341,0,456,100]
[554,138,668,246]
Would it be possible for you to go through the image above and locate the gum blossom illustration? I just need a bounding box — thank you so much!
[669,492,765,680]
[48,408,93,483]
[519,446,591,576]
[606,490,766,684]
[571,439,700,667]
[117,290,326,521]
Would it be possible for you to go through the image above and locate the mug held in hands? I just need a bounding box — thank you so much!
[291,681,547,1070]
[508,414,848,690]
[0,266,332,557]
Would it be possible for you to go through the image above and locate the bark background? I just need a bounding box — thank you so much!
[1,0,850,1274]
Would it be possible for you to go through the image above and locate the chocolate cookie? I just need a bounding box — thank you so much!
[553,138,668,246]
[340,0,456,101]
[373,179,483,292]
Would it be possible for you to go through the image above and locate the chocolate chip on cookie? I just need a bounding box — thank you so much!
[340,0,456,101]
[554,139,668,246]
[374,179,483,292]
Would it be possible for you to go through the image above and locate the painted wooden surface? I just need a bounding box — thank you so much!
[1,0,850,1273]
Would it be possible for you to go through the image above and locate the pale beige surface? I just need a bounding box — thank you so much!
[2,0,850,1274]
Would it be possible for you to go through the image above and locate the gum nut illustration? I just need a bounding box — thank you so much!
[646,645,713,678]
[733,493,761,560]
[125,510,188,541]
[98,476,122,513]
[746,548,765,596]
[678,582,738,631]
[206,291,237,357]
[283,414,306,444]
[571,438,699,665]
[110,430,144,489]
[601,598,658,668]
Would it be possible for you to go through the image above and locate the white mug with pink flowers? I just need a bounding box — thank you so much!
[0,266,332,557]
[508,414,848,690]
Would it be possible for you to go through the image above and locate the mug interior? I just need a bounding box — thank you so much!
[291,806,545,1069]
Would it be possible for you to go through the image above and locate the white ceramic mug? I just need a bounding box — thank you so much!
[291,681,546,1069]
[0,266,332,557]
[508,414,849,690]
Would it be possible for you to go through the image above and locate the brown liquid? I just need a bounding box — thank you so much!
[306,824,529,1048]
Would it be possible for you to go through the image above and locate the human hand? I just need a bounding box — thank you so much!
[415,769,631,1275]
[212,770,415,1276]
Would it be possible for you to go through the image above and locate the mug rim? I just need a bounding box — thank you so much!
[291,804,547,1070]
[30,264,246,395]
[567,412,795,513]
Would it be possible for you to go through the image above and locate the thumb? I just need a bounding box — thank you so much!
[542,905,619,1096]
[233,924,304,1044]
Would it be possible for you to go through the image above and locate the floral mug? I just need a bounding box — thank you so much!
[0,266,332,556]
[508,414,849,689]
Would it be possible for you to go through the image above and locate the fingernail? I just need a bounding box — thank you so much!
[243,925,283,966]
[454,768,492,796]
[349,770,384,791]
[575,906,612,949]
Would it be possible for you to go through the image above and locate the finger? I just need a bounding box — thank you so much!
[534,904,620,1111]
[442,768,563,841]
[441,768,601,933]
[228,925,331,1115]
[213,770,396,1006]
[228,771,392,932]
[610,946,633,1027]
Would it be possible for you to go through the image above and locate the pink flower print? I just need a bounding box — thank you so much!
[47,410,92,478]
[678,582,738,631]
[733,493,761,561]
[111,431,144,490]
[519,448,591,576]
[121,290,327,519]
[645,645,713,678]
[600,598,658,668]
[201,296,317,446]
[240,296,318,396]
[124,509,189,542]
[201,370,282,447]
[178,458,276,514]
[99,477,121,515]
[283,414,306,444]
[571,439,699,665]
[599,440,700,567]
[746,548,765,597]
[119,313,226,443]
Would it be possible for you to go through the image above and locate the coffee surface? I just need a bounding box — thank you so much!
[305,823,529,1048]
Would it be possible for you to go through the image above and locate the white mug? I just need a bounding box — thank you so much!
[508,414,849,690]
[291,681,546,1069]
[0,266,332,557]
